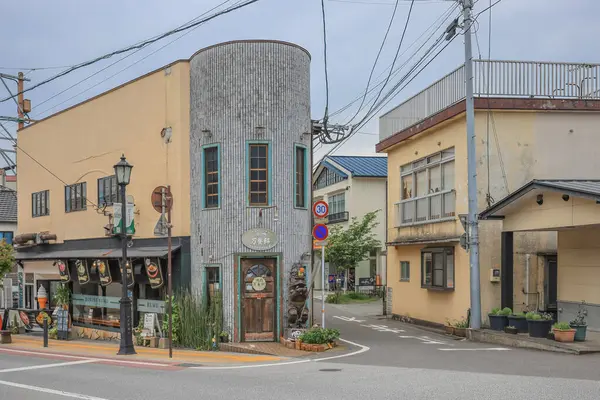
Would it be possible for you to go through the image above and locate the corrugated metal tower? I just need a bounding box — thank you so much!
[189,40,312,341]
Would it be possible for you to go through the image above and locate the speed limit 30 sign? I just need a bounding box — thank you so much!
[313,200,329,218]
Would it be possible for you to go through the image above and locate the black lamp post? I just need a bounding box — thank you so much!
[114,154,136,355]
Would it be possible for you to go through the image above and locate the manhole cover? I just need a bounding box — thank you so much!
[319,369,342,372]
[175,363,204,367]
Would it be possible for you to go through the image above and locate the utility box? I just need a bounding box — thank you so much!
[490,268,501,283]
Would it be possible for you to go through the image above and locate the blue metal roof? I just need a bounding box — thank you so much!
[327,156,387,177]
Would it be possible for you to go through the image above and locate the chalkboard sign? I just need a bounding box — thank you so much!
[56,309,69,340]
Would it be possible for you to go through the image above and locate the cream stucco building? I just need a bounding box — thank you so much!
[378,60,600,329]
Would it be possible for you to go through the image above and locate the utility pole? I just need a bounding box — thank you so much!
[17,72,25,131]
[166,185,173,358]
[461,0,481,329]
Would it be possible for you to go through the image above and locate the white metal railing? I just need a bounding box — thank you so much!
[380,60,600,141]
[395,190,456,227]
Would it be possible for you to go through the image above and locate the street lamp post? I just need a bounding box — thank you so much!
[114,154,136,356]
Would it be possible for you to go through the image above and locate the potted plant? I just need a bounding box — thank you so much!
[504,325,518,334]
[507,311,528,333]
[219,331,230,343]
[453,318,469,337]
[53,284,71,310]
[569,302,587,342]
[526,312,554,338]
[488,307,511,331]
[552,322,576,343]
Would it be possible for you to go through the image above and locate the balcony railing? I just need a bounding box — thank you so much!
[380,60,600,141]
[327,211,349,225]
[395,190,456,227]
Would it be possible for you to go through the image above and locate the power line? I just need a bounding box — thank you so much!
[34,0,237,119]
[328,0,448,4]
[328,1,458,119]
[0,65,72,71]
[358,0,416,124]
[0,0,261,104]
[475,0,502,17]
[346,0,402,124]
[320,0,330,121]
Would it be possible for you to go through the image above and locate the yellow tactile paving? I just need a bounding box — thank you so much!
[4,336,283,364]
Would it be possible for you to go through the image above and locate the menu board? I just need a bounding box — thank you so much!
[56,260,70,282]
[95,260,112,286]
[75,260,90,285]
[144,258,164,289]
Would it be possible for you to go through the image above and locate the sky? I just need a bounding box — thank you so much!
[0,0,598,172]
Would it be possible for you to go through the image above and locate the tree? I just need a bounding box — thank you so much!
[324,210,381,297]
[0,240,15,287]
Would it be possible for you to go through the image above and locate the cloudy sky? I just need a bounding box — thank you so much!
[0,0,597,171]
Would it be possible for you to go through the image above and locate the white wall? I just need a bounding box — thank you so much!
[312,171,387,290]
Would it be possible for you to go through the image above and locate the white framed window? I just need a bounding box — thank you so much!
[397,147,455,226]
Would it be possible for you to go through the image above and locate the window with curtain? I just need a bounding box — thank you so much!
[32,190,50,217]
[65,182,87,212]
[98,175,118,206]
[421,247,454,290]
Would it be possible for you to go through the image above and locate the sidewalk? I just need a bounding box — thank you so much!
[0,335,284,366]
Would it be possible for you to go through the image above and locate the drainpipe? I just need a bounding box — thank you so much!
[525,254,530,309]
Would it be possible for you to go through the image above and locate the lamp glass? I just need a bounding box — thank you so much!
[114,155,133,186]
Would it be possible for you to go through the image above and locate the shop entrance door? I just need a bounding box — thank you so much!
[241,258,276,342]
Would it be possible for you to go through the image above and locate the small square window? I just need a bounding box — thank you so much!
[400,261,410,282]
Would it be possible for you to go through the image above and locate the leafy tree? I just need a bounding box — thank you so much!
[0,240,15,287]
[324,210,381,299]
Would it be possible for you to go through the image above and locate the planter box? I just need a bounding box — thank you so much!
[528,319,553,338]
[0,330,11,344]
[444,325,455,335]
[507,316,528,333]
[454,327,467,338]
[488,315,509,331]
[553,328,576,343]
[571,324,587,342]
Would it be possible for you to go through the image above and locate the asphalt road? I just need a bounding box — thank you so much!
[1,299,600,399]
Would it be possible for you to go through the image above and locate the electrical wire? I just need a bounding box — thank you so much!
[34,0,237,119]
[320,0,330,122]
[0,0,262,103]
[346,0,402,125]
[328,1,458,119]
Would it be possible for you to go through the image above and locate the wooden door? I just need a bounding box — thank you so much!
[241,258,276,342]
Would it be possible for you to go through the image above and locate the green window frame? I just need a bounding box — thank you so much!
[201,144,221,209]
[294,144,308,208]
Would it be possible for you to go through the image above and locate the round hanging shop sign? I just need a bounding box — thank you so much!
[251,277,267,292]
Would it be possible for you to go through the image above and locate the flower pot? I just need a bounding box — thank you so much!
[504,326,518,334]
[488,315,508,331]
[527,319,553,338]
[507,316,528,333]
[571,324,587,342]
[444,325,455,335]
[553,328,576,343]
[454,327,467,338]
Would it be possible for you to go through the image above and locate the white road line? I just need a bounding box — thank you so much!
[438,347,510,351]
[190,337,370,370]
[0,348,171,367]
[0,359,96,373]
[0,379,110,400]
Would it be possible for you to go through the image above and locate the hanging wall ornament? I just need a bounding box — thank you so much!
[55,260,70,282]
[95,260,112,286]
[145,258,164,289]
[120,259,135,288]
[75,260,90,285]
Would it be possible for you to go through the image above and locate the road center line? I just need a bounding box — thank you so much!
[0,359,96,373]
[0,379,110,400]
[438,348,510,351]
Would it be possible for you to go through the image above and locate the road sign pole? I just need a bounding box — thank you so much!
[321,245,325,329]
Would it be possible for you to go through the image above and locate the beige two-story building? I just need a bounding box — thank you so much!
[378,60,600,328]
[16,60,191,339]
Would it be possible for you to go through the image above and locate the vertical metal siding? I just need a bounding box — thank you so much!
[190,41,312,335]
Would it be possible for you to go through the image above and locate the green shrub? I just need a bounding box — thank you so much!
[299,328,340,344]
[453,318,469,328]
[325,294,339,304]
[526,312,553,321]
[500,307,512,316]
[512,312,525,318]
[490,307,500,316]
[525,312,537,320]
[553,322,571,331]
[346,292,370,300]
